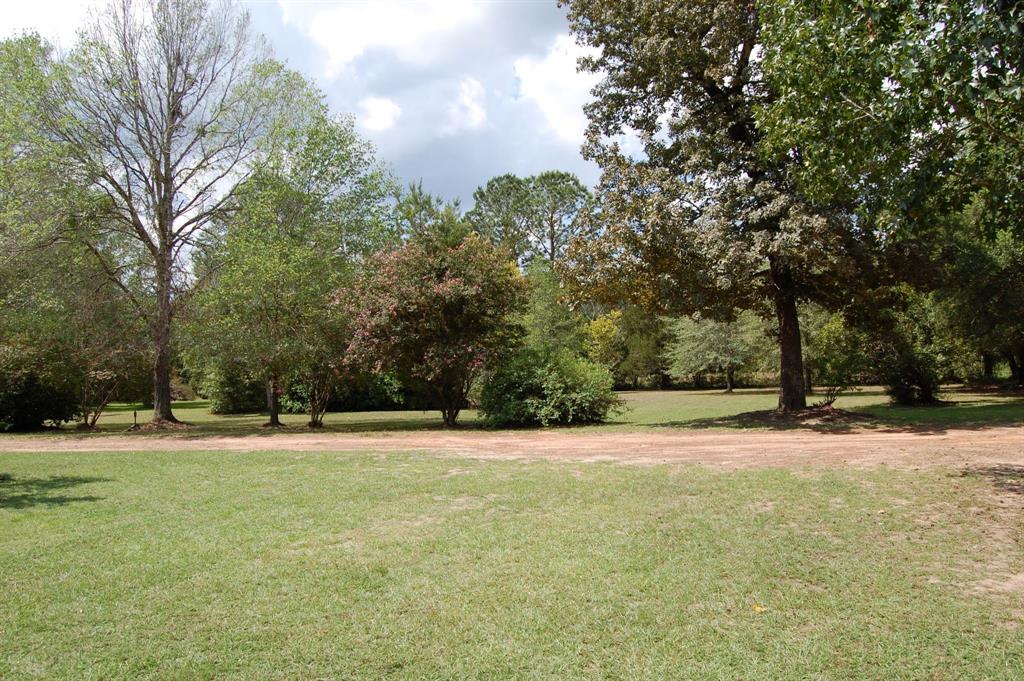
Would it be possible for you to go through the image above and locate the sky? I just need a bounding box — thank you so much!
[0,0,602,205]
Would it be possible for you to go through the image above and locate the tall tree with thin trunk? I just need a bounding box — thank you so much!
[528,171,590,263]
[46,0,300,424]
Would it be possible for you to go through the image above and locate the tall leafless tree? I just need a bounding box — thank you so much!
[48,0,294,423]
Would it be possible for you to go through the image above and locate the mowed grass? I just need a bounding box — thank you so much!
[2,451,1023,679]
[13,386,1024,438]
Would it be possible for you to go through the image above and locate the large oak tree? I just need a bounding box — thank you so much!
[560,0,875,410]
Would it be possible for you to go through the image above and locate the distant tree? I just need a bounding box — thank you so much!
[528,171,591,262]
[848,287,943,405]
[44,0,307,424]
[668,312,768,392]
[346,233,529,426]
[1,234,150,430]
[937,223,1024,386]
[799,306,833,395]
[468,171,591,263]
[466,174,533,264]
[394,181,451,237]
[616,307,670,389]
[760,1,1024,391]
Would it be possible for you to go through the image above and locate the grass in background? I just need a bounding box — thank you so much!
[1,450,1022,679]
[2,387,1020,439]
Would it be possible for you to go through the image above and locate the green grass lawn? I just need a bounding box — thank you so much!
[12,386,1024,438]
[1,451,1022,679]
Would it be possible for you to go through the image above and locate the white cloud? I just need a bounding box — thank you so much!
[275,0,486,77]
[358,96,401,132]
[0,0,101,48]
[514,34,600,145]
[444,77,487,134]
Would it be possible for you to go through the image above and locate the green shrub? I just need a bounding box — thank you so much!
[874,339,941,405]
[199,364,265,414]
[0,347,79,431]
[809,315,871,406]
[480,349,621,427]
[280,372,407,414]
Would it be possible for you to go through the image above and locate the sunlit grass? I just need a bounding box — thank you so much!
[4,386,1021,438]
[1,450,1022,679]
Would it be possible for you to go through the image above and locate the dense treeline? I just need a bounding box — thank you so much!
[1,0,1021,431]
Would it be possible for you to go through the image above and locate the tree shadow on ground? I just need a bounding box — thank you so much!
[0,475,111,509]
[961,465,1024,496]
[652,407,874,433]
[652,400,1024,434]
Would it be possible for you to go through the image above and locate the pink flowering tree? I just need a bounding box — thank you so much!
[345,233,528,426]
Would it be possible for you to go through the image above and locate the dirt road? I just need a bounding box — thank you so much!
[1,425,1021,469]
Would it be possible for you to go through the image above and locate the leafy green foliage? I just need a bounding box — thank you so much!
[197,364,266,416]
[874,338,942,407]
[186,110,395,426]
[849,289,943,405]
[346,233,529,426]
[559,0,882,410]
[668,312,771,391]
[467,171,591,263]
[615,307,670,389]
[0,345,78,431]
[465,174,533,263]
[479,348,621,427]
[522,260,586,356]
[807,315,871,406]
[761,0,1024,227]
[584,310,627,372]
[394,181,468,245]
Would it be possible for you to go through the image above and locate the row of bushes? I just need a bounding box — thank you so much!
[190,348,621,428]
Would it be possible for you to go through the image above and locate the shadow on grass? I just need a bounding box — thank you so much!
[961,465,1024,496]
[0,475,111,509]
[653,399,1024,434]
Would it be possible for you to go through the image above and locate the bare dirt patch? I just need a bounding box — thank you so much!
[1,425,1021,471]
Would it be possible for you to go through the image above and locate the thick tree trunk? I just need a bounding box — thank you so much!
[771,259,807,412]
[1011,348,1024,387]
[265,378,282,427]
[982,352,995,379]
[1007,352,1019,384]
[441,406,460,427]
[725,366,735,393]
[152,258,178,423]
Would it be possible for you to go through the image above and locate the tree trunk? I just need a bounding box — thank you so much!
[1003,352,1019,385]
[1012,348,1024,387]
[265,378,282,427]
[771,259,807,412]
[152,257,178,423]
[982,352,995,379]
[441,406,460,427]
[725,366,735,393]
[804,365,814,395]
